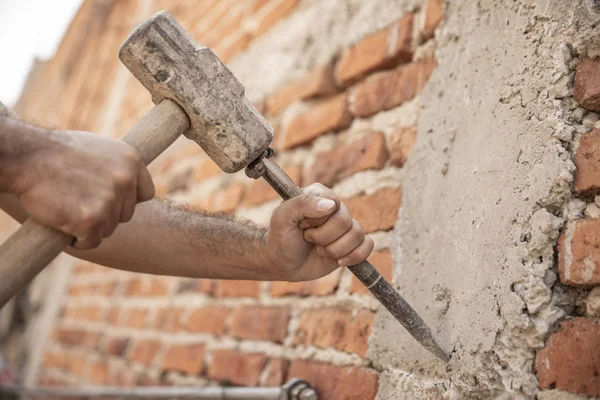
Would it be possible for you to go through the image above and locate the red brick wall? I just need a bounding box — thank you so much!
[538,56,600,397]
[10,0,444,398]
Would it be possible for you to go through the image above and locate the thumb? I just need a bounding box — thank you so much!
[283,194,338,225]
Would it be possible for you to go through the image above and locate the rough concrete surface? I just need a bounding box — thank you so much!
[369,1,600,399]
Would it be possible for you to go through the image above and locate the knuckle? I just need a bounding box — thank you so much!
[112,170,135,188]
[352,248,366,262]
[351,220,364,239]
[123,147,141,164]
[78,207,99,229]
[102,192,118,207]
[334,210,353,231]
[324,245,339,259]
[298,193,313,203]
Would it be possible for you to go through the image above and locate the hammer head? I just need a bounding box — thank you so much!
[119,11,273,173]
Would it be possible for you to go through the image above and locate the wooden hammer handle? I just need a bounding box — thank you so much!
[0,99,189,308]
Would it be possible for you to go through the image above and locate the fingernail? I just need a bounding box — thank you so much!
[317,198,335,210]
[338,258,351,267]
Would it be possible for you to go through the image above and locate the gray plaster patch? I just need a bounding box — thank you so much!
[369,0,600,399]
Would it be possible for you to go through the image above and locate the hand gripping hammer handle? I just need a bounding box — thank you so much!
[255,157,450,363]
[0,100,190,308]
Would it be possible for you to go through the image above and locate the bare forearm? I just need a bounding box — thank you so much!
[0,102,52,193]
[75,199,271,279]
[0,194,272,280]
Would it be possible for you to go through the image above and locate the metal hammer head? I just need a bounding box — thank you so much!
[119,11,273,173]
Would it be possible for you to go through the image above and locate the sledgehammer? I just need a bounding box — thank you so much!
[0,11,450,362]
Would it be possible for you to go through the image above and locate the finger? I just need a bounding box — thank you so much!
[120,177,137,223]
[276,194,338,227]
[103,196,122,237]
[72,229,103,250]
[299,184,341,229]
[322,219,365,259]
[338,236,374,267]
[303,203,353,246]
[136,166,155,202]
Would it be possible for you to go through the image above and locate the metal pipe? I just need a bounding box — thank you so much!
[0,378,318,400]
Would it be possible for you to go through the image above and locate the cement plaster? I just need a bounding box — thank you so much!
[369,1,600,399]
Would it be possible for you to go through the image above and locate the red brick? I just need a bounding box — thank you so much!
[128,339,161,366]
[153,307,185,332]
[559,219,600,285]
[203,4,245,48]
[193,158,222,183]
[243,164,303,206]
[63,353,88,378]
[249,0,270,15]
[251,0,299,37]
[307,132,388,187]
[186,0,232,40]
[345,187,402,233]
[262,358,289,386]
[38,376,68,386]
[350,250,394,294]
[124,277,170,297]
[574,57,600,111]
[294,308,374,356]
[184,306,230,334]
[351,59,436,118]
[536,318,600,396]
[281,93,352,149]
[215,31,251,63]
[176,278,215,295]
[54,327,100,349]
[89,360,108,384]
[106,306,121,325]
[389,126,417,167]
[42,350,66,370]
[287,360,378,400]
[147,277,171,296]
[155,179,169,198]
[421,0,444,39]
[270,269,342,297]
[230,306,290,343]
[196,183,246,213]
[124,277,143,296]
[335,14,413,85]
[68,281,117,297]
[574,129,600,195]
[63,305,104,322]
[215,280,261,298]
[267,65,338,116]
[161,343,205,375]
[103,337,130,356]
[73,261,96,274]
[107,365,137,386]
[123,308,148,329]
[208,350,267,386]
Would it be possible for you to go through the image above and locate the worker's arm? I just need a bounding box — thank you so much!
[0,102,155,250]
[0,186,372,281]
[0,105,373,281]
